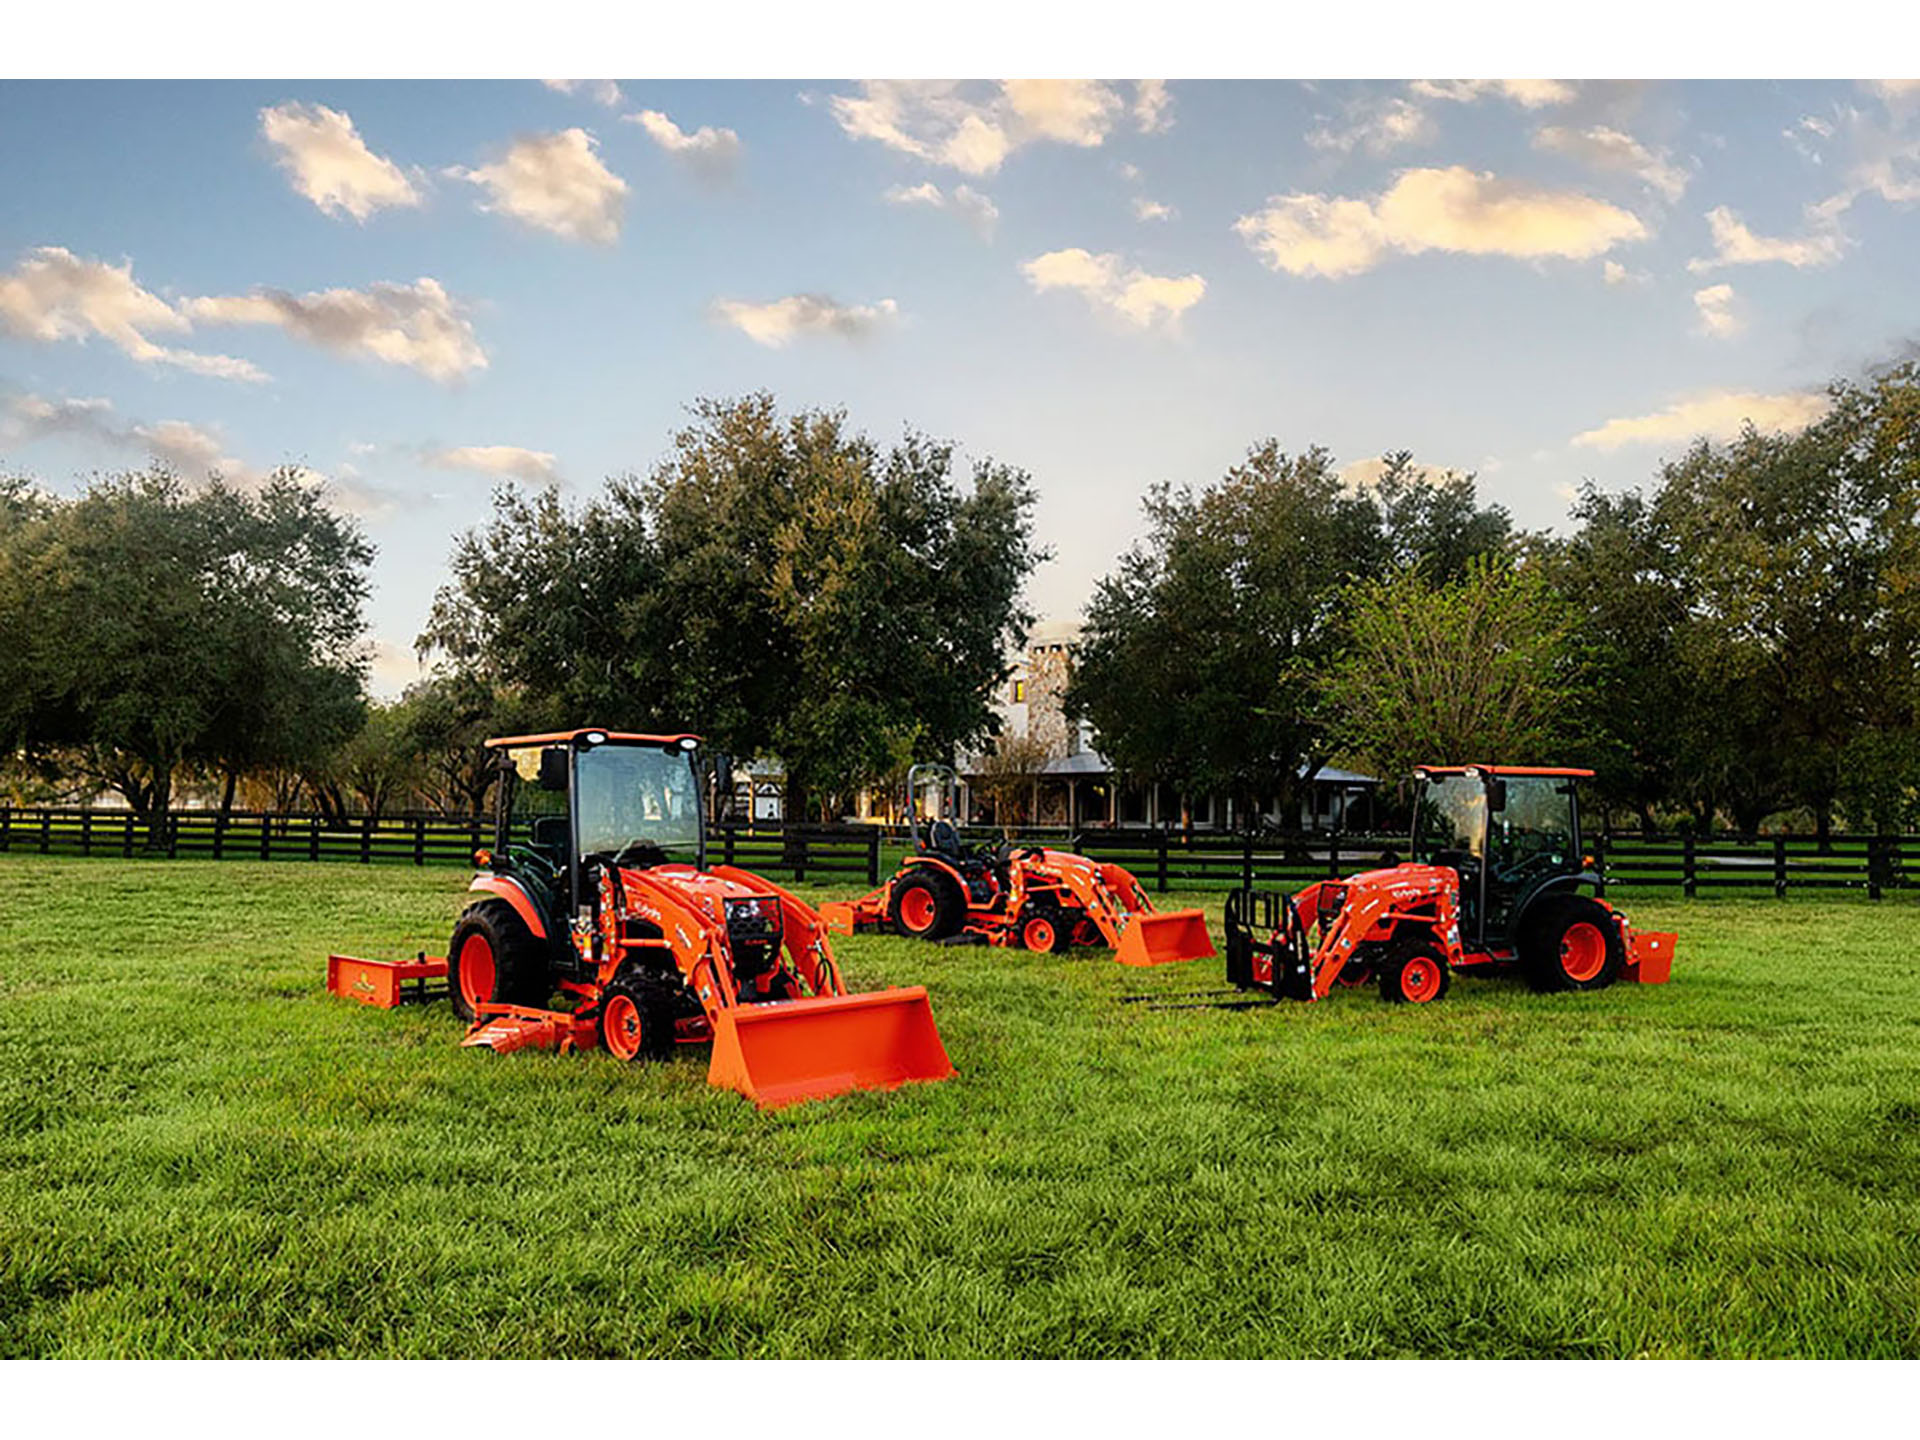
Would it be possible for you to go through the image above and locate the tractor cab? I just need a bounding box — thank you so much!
[489,729,707,923]
[1410,765,1592,950]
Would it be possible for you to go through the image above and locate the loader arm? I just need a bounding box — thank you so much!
[1029,849,1216,966]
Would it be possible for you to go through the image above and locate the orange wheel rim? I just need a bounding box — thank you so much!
[1560,922,1607,982]
[458,933,495,1009]
[1403,957,1442,1003]
[900,888,937,932]
[1026,918,1054,951]
[603,994,641,1060]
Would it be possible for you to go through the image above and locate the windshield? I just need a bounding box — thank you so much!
[575,742,704,864]
[1412,774,1486,861]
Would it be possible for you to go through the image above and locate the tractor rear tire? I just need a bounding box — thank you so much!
[889,870,964,941]
[1379,938,1451,1005]
[448,901,554,1023]
[1520,895,1625,993]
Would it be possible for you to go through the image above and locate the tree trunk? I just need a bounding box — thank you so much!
[219,769,238,821]
[1814,804,1833,854]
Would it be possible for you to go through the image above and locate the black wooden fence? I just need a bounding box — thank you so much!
[0,805,1913,898]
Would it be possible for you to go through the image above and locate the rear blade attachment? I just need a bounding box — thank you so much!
[461,1004,596,1056]
[706,987,956,1108]
[1112,909,1215,967]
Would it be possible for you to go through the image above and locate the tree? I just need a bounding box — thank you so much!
[1068,442,1510,828]
[1319,556,1586,782]
[423,394,1044,820]
[2,468,372,837]
[972,732,1054,831]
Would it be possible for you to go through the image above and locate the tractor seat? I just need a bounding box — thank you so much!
[529,815,571,870]
[927,819,964,857]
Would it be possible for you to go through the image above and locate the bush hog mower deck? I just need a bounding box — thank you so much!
[327,729,954,1108]
[1217,765,1674,1007]
[821,763,1214,966]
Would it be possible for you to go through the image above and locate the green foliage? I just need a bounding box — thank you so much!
[1,856,1915,1357]
[0,468,371,828]
[423,395,1043,818]
[1321,556,1585,780]
[1070,443,1510,820]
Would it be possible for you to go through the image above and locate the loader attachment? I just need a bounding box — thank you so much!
[1112,908,1216,967]
[706,987,956,1108]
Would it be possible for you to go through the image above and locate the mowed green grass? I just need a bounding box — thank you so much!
[1,856,1916,1358]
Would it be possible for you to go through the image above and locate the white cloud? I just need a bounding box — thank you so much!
[1235,166,1647,279]
[450,129,626,244]
[1133,80,1173,134]
[1692,283,1742,337]
[0,246,264,381]
[543,79,624,109]
[1603,260,1648,285]
[424,444,559,485]
[1571,389,1830,450]
[1020,248,1205,329]
[1309,97,1437,157]
[1411,79,1578,108]
[1688,204,1846,271]
[711,294,900,347]
[884,181,999,238]
[626,109,742,180]
[1,391,250,479]
[1132,197,1176,222]
[186,277,486,383]
[826,80,1126,175]
[259,102,421,221]
[1533,124,1689,202]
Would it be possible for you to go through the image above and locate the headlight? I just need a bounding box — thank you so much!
[1317,884,1346,925]
[724,896,783,935]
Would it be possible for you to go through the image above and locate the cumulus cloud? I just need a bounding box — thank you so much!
[1235,166,1647,279]
[883,181,999,237]
[1020,248,1205,329]
[1603,259,1649,285]
[711,294,900,347]
[1571,389,1830,450]
[1533,124,1689,201]
[826,80,1126,175]
[1411,79,1578,108]
[1688,204,1846,271]
[0,391,249,478]
[424,444,559,485]
[0,246,265,381]
[450,129,627,244]
[259,102,421,221]
[1692,283,1742,337]
[626,109,742,180]
[1133,79,1173,134]
[186,277,486,382]
[1311,97,1438,157]
[1132,197,1175,222]
[543,79,624,108]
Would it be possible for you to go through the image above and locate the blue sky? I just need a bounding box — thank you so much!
[3,77,1918,695]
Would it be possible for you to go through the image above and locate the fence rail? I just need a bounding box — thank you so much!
[1,806,1913,899]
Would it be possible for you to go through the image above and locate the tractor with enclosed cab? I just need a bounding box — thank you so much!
[327,729,954,1107]
[822,763,1215,966]
[1223,765,1674,1005]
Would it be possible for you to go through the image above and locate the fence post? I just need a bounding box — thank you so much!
[1156,829,1168,894]
[1592,834,1608,899]
[869,827,881,886]
[1773,835,1787,899]
[794,830,808,884]
[1868,834,1885,901]
[166,813,178,859]
[0,805,9,853]
[1328,833,1341,880]
[360,816,373,865]
[123,812,135,858]
[414,816,426,866]
[308,816,319,860]
[212,814,226,861]
[1683,834,1696,899]
[41,811,51,854]
[1241,830,1253,891]
[80,809,91,856]
[724,824,736,868]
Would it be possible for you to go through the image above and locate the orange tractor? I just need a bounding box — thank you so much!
[328,729,954,1107]
[1222,765,1674,1005]
[821,763,1214,966]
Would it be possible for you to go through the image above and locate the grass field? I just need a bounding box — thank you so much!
[1,855,1916,1358]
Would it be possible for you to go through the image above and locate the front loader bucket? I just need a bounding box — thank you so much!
[1113,909,1216,967]
[706,987,956,1108]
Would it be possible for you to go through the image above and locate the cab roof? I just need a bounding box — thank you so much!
[1417,764,1594,778]
[485,729,701,749]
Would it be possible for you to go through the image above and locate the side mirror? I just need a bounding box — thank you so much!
[1486,778,1508,813]
[538,746,570,793]
[713,754,735,821]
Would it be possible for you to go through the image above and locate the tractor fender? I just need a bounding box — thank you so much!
[468,874,549,940]
[902,855,969,889]
[1509,872,1603,937]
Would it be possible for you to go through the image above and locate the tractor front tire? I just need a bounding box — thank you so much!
[1520,895,1625,993]
[600,980,674,1062]
[1018,906,1074,954]
[1379,939,1451,1005]
[889,871,964,941]
[448,901,554,1023]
